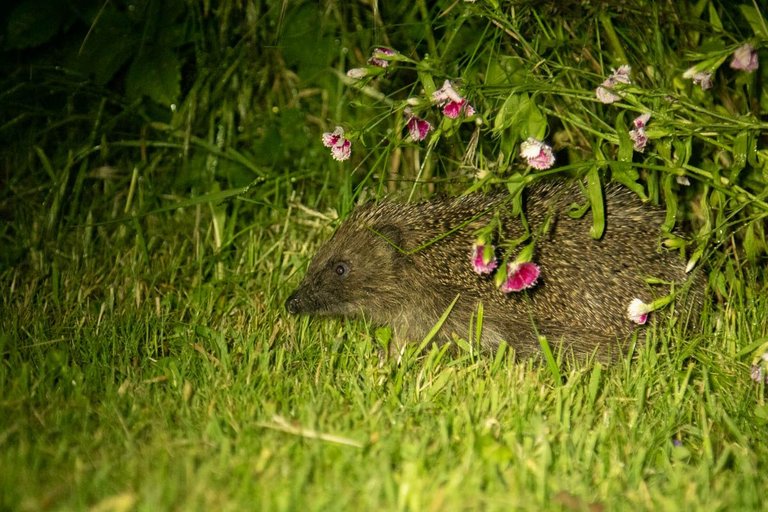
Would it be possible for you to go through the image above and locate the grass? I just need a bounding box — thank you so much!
[2,181,767,511]
[2,0,768,510]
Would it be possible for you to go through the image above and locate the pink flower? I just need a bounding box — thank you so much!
[730,44,759,72]
[405,110,432,142]
[470,241,498,275]
[629,129,648,153]
[442,99,475,119]
[596,65,632,104]
[520,137,555,170]
[432,80,475,118]
[322,126,352,161]
[683,68,713,90]
[629,113,651,153]
[368,47,396,68]
[632,113,650,129]
[500,262,540,293]
[627,298,651,325]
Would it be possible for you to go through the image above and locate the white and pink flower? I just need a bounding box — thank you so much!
[752,364,765,384]
[751,350,768,384]
[683,68,713,90]
[432,80,475,119]
[730,44,758,73]
[629,113,651,153]
[632,113,651,129]
[520,138,555,170]
[368,47,397,68]
[322,126,352,161]
[596,65,632,104]
[405,109,432,142]
[627,298,652,325]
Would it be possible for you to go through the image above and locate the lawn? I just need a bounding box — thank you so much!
[2,1,768,510]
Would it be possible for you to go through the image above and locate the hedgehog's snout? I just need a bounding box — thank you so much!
[285,289,305,315]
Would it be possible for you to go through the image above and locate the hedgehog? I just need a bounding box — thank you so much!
[286,181,703,361]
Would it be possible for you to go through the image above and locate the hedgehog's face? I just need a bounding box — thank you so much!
[285,221,405,319]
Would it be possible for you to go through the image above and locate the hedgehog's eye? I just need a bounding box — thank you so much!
[333,262,350,278]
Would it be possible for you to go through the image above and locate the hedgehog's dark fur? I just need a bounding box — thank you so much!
[286,181,703,361]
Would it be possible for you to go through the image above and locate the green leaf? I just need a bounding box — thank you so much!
[484,57,524,87]
[505,176,528,217]
[586,363,602,408]
[662,173,678,233]
[567,199,590,220]
[417,69,437,97]
[672,137,692,167]
[416,294,460,353]
[71,7,137,84]
[493,92,547,140]
[126,46,182,106]
[473,303,484,348]
[656,137,672,162]
[739,4,768,39]
[731,131,748,176]
[6,0,69,49]
[374,327,392,351]
[610,113,646,198]
[744,222,766,264]
[615,112,633,163]
[754,405,768,425]
[493,93,521,132]
[525,101,548,140]
[586,166,605,239]
[707,2,723,31]
[537,335,561,383]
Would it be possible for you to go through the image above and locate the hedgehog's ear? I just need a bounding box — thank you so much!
[371,223,403,253]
